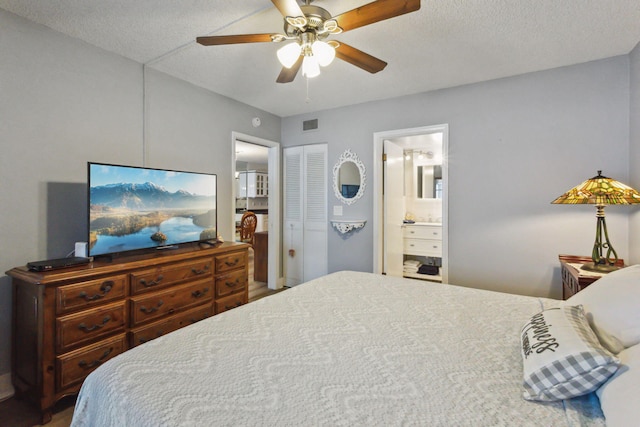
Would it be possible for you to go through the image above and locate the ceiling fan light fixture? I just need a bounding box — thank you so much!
[302,55,320,78]
[311,40,335,67]
[277,42,302,68]
[285,15,307,29]
[323,19,342,35]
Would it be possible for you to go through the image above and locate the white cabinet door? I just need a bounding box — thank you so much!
[283,144,327,286]
[237,172,248,198]
[237,171,268,198]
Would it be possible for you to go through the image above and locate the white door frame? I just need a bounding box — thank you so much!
[373,124,449,283]
[232,132,283,289]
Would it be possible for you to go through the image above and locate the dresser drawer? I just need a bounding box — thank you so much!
[130,258,213,295]
[56,333,126,390]
[56,301,127,353]
[403,238,442,257]
[130,279,213,326]
[215,292,247,314]
[215,269,247,298]
[56,274,127,314]
[403,225,442,240]
[129,305,212,348]
[56,275,127,315]
[215,251,246,274]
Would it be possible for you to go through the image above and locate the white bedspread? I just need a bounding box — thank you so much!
[71,271,604,426]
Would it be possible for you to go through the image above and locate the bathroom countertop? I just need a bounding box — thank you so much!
[404,222,442,226]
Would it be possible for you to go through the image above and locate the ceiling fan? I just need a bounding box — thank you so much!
[196,0,421,83]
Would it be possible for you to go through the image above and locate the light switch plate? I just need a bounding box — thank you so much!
[333,205,343,216]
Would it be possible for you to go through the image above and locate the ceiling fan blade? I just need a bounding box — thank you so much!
[271,0,304,18]
[334,0,421,32]
[276,55,303,83]
[335,43,387,74]
[197,34,274,46]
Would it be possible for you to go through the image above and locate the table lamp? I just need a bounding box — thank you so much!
[551,170,640,272]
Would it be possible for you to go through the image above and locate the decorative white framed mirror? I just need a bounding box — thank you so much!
[332,149,366,205]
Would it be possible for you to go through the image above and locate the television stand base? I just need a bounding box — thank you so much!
[156,245,179,251]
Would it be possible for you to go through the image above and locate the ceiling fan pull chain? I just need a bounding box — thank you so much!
[306,77,311,103]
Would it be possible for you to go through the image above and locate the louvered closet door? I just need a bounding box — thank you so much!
[302,144,327,282]
[283,144,327,286]
[284,147,304,286]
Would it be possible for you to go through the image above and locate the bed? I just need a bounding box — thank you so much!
[70,269,640,426]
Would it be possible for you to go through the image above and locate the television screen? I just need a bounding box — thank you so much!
[88,162,217,257]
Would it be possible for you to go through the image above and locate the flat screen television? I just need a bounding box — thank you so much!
[88,162,217,257]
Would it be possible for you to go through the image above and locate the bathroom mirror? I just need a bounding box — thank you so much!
[332,149,366,205]
[417,165,443,199]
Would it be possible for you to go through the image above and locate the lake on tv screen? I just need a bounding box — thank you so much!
[90,216,213,255]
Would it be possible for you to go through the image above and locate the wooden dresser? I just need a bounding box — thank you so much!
[8,241,249,424]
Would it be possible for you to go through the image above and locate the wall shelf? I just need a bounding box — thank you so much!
[330,219,366,234]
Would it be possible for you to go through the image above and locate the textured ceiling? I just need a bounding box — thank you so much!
[2,0,639,117]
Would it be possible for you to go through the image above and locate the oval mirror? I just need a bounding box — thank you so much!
[332,149,366,205]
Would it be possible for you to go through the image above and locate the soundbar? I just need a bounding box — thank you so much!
[27,256,91,272]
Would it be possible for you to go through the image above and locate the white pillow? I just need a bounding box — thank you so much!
[596,343,640,427]
[566,264,640,353]
[520,305,619,402]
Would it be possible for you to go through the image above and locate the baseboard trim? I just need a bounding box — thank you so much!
[0,372,15,402]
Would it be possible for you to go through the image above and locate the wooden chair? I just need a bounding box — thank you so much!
[239,211,257,247]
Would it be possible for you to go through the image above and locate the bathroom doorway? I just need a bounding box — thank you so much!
[373,124,449,283]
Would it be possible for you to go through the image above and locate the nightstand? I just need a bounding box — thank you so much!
[559,254,624,300]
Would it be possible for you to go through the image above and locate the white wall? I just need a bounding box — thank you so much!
[282,56,630,300]
[0,9,280,379]
[629,41,640,263]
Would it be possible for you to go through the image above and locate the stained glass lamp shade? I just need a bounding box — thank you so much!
[551,171,640,272]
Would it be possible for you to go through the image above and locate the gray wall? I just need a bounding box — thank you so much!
[282,56,631,300]
[630,41,640,263]
[0,9,280,378]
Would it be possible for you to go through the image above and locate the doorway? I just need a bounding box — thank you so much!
[231,132,282,290]
[373,125,449,283]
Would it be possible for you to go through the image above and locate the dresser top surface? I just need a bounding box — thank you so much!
[7,241,249,285]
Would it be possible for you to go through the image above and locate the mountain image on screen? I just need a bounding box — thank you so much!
[88,164,217,257]
[90,182,213,210]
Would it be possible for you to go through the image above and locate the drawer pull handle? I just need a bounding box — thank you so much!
[225,279,240,288]
[140,275,164,287]
[191,265,210,275]
[225,302,243,310]
[140,300,164,314]
[78,281,114,301]
[224,259,239,267]
[78,347,113,369]
[78,316,111,332]
[191,288,209,299]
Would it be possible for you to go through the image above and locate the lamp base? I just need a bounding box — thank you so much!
[580,262,620,273]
